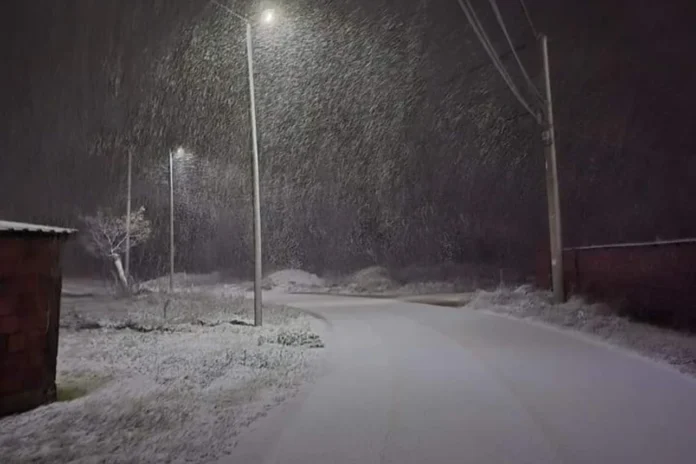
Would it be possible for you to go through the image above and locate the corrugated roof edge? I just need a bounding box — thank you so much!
[0,220,77,235]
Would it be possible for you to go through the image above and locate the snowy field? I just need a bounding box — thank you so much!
[0,290,324,463]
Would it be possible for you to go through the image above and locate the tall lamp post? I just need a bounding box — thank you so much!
[169,150,175,293]
[211,2,274,326]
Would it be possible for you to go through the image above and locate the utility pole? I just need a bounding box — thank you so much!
[169,150,175,293]
[125,150,132,284]
[455,0,565,302]
[246,21,263,327]
[540,34,564,303]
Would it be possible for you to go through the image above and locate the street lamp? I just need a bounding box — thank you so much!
[261,9,275,24]
[211,1,274,327]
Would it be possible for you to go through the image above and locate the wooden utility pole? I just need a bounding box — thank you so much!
[540,34,565,303]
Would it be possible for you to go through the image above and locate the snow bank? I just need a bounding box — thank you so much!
[292,266,398,294]
[291,265,484,296]
[140,272,224,292]
[466,286,696,377]
[266,269,325,289]
[346,266,395,291]
[0,292,324,463]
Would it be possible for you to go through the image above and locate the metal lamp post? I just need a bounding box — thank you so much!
[212,2,273,326]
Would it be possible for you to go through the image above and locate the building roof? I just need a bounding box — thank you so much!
[0,220,77,236]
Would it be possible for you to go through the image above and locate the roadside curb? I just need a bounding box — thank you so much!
[288,291,474,307]
[288,291,474,308]
[288,291,398,299]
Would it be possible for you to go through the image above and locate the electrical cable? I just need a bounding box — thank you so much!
[459,0,539,120]
[518,0,539,38]
[487,0,543,101]
[456,0,541,122]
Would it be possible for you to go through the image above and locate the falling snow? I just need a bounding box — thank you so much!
[2,1,695,281]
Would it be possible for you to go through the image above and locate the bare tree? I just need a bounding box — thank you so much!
[80,206,152,293]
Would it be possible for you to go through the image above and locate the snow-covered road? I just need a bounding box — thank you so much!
[227,292,696,464]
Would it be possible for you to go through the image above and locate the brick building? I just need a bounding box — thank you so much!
[0,220,75,417]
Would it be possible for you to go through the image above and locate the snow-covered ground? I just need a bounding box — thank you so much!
[0,290,324,463]
[265,269,325,290]
[138,272,227,293]
[288,265,506,295]
[284,266,696,379]
[465,286,696,377]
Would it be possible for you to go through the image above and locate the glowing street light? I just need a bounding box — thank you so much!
[211,1,276,327]
[261,9,275,24]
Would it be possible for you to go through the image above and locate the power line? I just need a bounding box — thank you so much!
[518,0,539,38]
[465,41,528,75]
[458,0,540,121]
[456,0,541,123]
[487,0,543,101]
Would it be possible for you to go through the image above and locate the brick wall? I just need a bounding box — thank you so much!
[537,239,696,329]
[0,236,63,417]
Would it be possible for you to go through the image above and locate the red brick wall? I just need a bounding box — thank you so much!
[537,240,696,328]
[0,236,63,417]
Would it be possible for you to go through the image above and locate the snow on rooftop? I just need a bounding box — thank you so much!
[0,220,77,235]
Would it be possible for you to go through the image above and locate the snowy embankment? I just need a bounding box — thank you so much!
[466,286,696,378]
[286,265,502,296]
[0,290,324,463]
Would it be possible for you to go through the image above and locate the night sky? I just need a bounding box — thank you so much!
[1,0,695,276]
